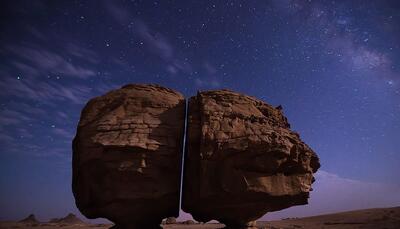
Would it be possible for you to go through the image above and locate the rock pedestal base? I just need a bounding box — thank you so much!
[223,220,257,229]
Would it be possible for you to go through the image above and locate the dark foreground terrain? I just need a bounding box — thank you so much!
[1,207,399,229]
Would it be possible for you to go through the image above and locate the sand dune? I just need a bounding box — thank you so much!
[1,206,399,229]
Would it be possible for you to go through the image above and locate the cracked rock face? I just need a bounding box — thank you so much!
[73,85,320,229]
[182,90,320,228]
[72,84,185,228]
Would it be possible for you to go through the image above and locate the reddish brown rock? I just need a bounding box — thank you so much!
[72,84,185,229]
[182,90,320,228]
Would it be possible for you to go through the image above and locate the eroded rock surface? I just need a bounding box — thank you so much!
[182,90,320,228]
[72,84,185,229]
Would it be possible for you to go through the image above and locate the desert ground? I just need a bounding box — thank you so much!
[1,206,399,229]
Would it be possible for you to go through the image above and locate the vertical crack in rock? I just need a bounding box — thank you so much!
[72,84,185,229]
[182,90,320,228]
[179,99,189,211]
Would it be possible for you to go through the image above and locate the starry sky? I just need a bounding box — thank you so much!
[0,0,399,222]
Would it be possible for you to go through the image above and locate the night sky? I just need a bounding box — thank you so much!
[1,0,399,222]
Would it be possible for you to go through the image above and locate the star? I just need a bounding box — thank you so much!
[0,0,399,222]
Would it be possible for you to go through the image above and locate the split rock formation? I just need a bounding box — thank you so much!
[72,84,320,229]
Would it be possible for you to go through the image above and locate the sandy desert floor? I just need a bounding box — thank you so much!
[1,206,399,229]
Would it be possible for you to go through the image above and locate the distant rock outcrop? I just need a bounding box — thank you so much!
[72,84,185,228]
[49,213,84,224]
[19,214,39,224]
[182,90,320,228]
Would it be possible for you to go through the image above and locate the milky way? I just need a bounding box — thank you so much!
[0,0,399,221]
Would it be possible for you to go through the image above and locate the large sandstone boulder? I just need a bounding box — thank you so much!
[182,90,320,228]
[72,84,185,228]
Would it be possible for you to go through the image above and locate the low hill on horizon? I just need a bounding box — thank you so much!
[1,206,399,228]
[260,206,400,229]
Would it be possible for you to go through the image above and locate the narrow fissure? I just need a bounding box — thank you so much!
[178,99,188,211]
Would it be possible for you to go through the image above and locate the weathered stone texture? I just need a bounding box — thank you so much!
[182,90,320,228]
[73,86,320,229]
[72,84,185,228]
